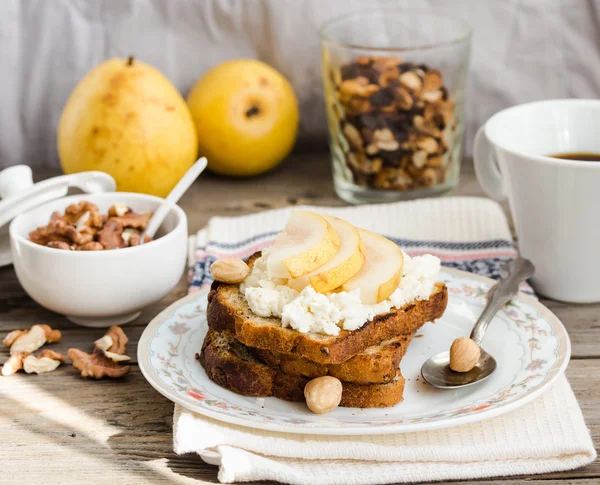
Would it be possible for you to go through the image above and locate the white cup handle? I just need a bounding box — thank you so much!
[474,126,506,201]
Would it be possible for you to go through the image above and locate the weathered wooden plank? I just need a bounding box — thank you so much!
[0,360,597,484]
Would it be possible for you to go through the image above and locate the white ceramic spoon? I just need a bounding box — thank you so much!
[140,157,207,242]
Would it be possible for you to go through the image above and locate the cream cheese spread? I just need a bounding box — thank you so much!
[240,249,441,336]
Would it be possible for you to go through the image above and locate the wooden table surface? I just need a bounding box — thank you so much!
[1,155,598,485]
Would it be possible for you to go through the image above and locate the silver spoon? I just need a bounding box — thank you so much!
[421,258,535,389]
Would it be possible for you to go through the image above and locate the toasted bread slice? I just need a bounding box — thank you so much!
[253,332,413,384]
[198,329,406,408]
[207,252,447,364]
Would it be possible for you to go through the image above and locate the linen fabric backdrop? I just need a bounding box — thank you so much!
[1,0,599,169]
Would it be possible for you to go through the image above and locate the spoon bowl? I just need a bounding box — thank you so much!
[421,348,497,389]
[421,258,534,390]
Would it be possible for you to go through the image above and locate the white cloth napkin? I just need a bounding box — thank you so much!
[178,197,596,484]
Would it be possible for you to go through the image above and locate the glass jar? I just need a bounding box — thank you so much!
[320,9,472,204]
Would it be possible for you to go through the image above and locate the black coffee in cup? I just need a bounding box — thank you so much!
[549,152,600,161]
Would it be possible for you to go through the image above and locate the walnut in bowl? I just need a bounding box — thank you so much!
[29,200,153,251]
[9,193,187,327]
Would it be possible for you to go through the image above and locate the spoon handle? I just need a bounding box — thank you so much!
[142,157,207,240]
[470,258,535,345]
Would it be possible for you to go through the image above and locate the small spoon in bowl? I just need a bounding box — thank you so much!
[139,157,207,244]
[421,258,535,389]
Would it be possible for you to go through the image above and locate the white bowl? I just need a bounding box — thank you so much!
[9,193,187,327]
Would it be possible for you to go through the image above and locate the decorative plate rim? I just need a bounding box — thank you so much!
[138,267,571,435]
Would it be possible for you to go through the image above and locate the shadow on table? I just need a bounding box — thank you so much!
[1,369,222,484]
[106,429,221,484]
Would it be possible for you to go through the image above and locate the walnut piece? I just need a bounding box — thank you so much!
[29,224,72,247]
[46,220,94,246]
[69,326,131,378]
[63,201,104,227]
[96,219,126,249]
[1,349,65,376]
[29,202,153,251]
[94,335,113,351]
[113,211,152,230]
[93,327,131,362]
[77,241,104,251]
[1,352,29,376]
[23,355,62,374]
[108,203,130,218]
[103,350,132,362]
[4,324,61,355]
[47,241,72,250]
[105,326,128,354]
[39,349,66,362]
[68,348,131,379]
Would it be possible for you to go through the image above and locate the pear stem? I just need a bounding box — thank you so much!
[127,56,134,66]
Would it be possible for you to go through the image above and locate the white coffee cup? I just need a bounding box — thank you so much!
[474,99,600,303]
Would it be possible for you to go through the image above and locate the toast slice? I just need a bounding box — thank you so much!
[207,252,447,364]
[198,329,406,408]
[253,332,413,384]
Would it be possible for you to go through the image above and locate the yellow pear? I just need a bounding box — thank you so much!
[58,57,198,197]
[187,59,299,177]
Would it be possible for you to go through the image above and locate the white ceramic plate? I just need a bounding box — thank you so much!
[138,268,570,435]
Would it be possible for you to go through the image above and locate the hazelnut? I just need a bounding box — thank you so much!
[449,337,481,372]
[304,376,342,414]
[210,258,250,284]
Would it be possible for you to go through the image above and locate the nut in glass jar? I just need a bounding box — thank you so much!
[320,9,471,204]
[332,56,456,192]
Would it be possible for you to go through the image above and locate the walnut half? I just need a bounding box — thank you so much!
[68,326,131,379]
[68,349,131,379]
